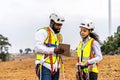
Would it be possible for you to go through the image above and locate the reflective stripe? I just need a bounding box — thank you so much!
[36,53,57,64]
[36,54,49,64]
[82,57,89,60]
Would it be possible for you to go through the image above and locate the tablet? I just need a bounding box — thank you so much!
[59,43,70,56]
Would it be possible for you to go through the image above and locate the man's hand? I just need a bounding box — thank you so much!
[54,47,64,54]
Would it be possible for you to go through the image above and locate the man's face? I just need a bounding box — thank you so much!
[52,23,62,34]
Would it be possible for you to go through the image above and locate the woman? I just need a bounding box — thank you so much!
[76,19,103,80]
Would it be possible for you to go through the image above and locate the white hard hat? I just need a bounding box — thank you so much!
[79,19,95,30]
[49,13,65,24]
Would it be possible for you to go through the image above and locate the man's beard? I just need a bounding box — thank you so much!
[52,26,60,34]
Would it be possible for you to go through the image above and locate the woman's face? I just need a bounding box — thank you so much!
[80,27,90,39]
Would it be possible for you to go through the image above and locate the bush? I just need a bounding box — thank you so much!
[0,52,9,61]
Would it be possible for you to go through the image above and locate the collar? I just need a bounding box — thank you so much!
[82,37,91,43]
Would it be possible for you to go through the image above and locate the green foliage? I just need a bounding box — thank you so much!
[0,34,11,61]
[0,34,11,46]
[19,49,23,54]
[0,34,11,53]
[25,48,32,54]
[117,26,120,35]
[0,52,9,61]
[101,26,120,54]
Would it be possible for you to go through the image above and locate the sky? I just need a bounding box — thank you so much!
[0,0,120,53]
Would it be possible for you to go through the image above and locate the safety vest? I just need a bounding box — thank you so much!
[77,38,98,73]
[36,27,62,73]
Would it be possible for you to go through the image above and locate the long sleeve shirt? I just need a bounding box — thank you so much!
[34,26,56,54]
[81,37,103,64]
[34,26,61,71]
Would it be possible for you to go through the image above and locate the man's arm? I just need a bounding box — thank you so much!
[34,29,55,54]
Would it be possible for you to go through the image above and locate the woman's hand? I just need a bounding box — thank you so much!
[82,60,88,66]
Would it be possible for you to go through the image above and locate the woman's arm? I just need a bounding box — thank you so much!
[88,40,103,64]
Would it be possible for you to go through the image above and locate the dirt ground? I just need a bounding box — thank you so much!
[0,55,120,80]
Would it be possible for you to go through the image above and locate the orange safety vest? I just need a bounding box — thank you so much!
[36,27,62,74]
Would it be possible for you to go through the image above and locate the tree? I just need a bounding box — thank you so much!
[101,25,120,54]
[101,35,116,53]
[25,48,31,54]
[19,49,23,54]
[0,34,11,53]
[116,26,120,47]
[0,34,11,61]
[117,26,120,35]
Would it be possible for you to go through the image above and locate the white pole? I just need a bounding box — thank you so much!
[108,0,111,36]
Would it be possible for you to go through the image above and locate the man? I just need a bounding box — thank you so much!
[34,13,65,80]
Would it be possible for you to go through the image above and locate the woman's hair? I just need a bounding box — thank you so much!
[90,32,101,44]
